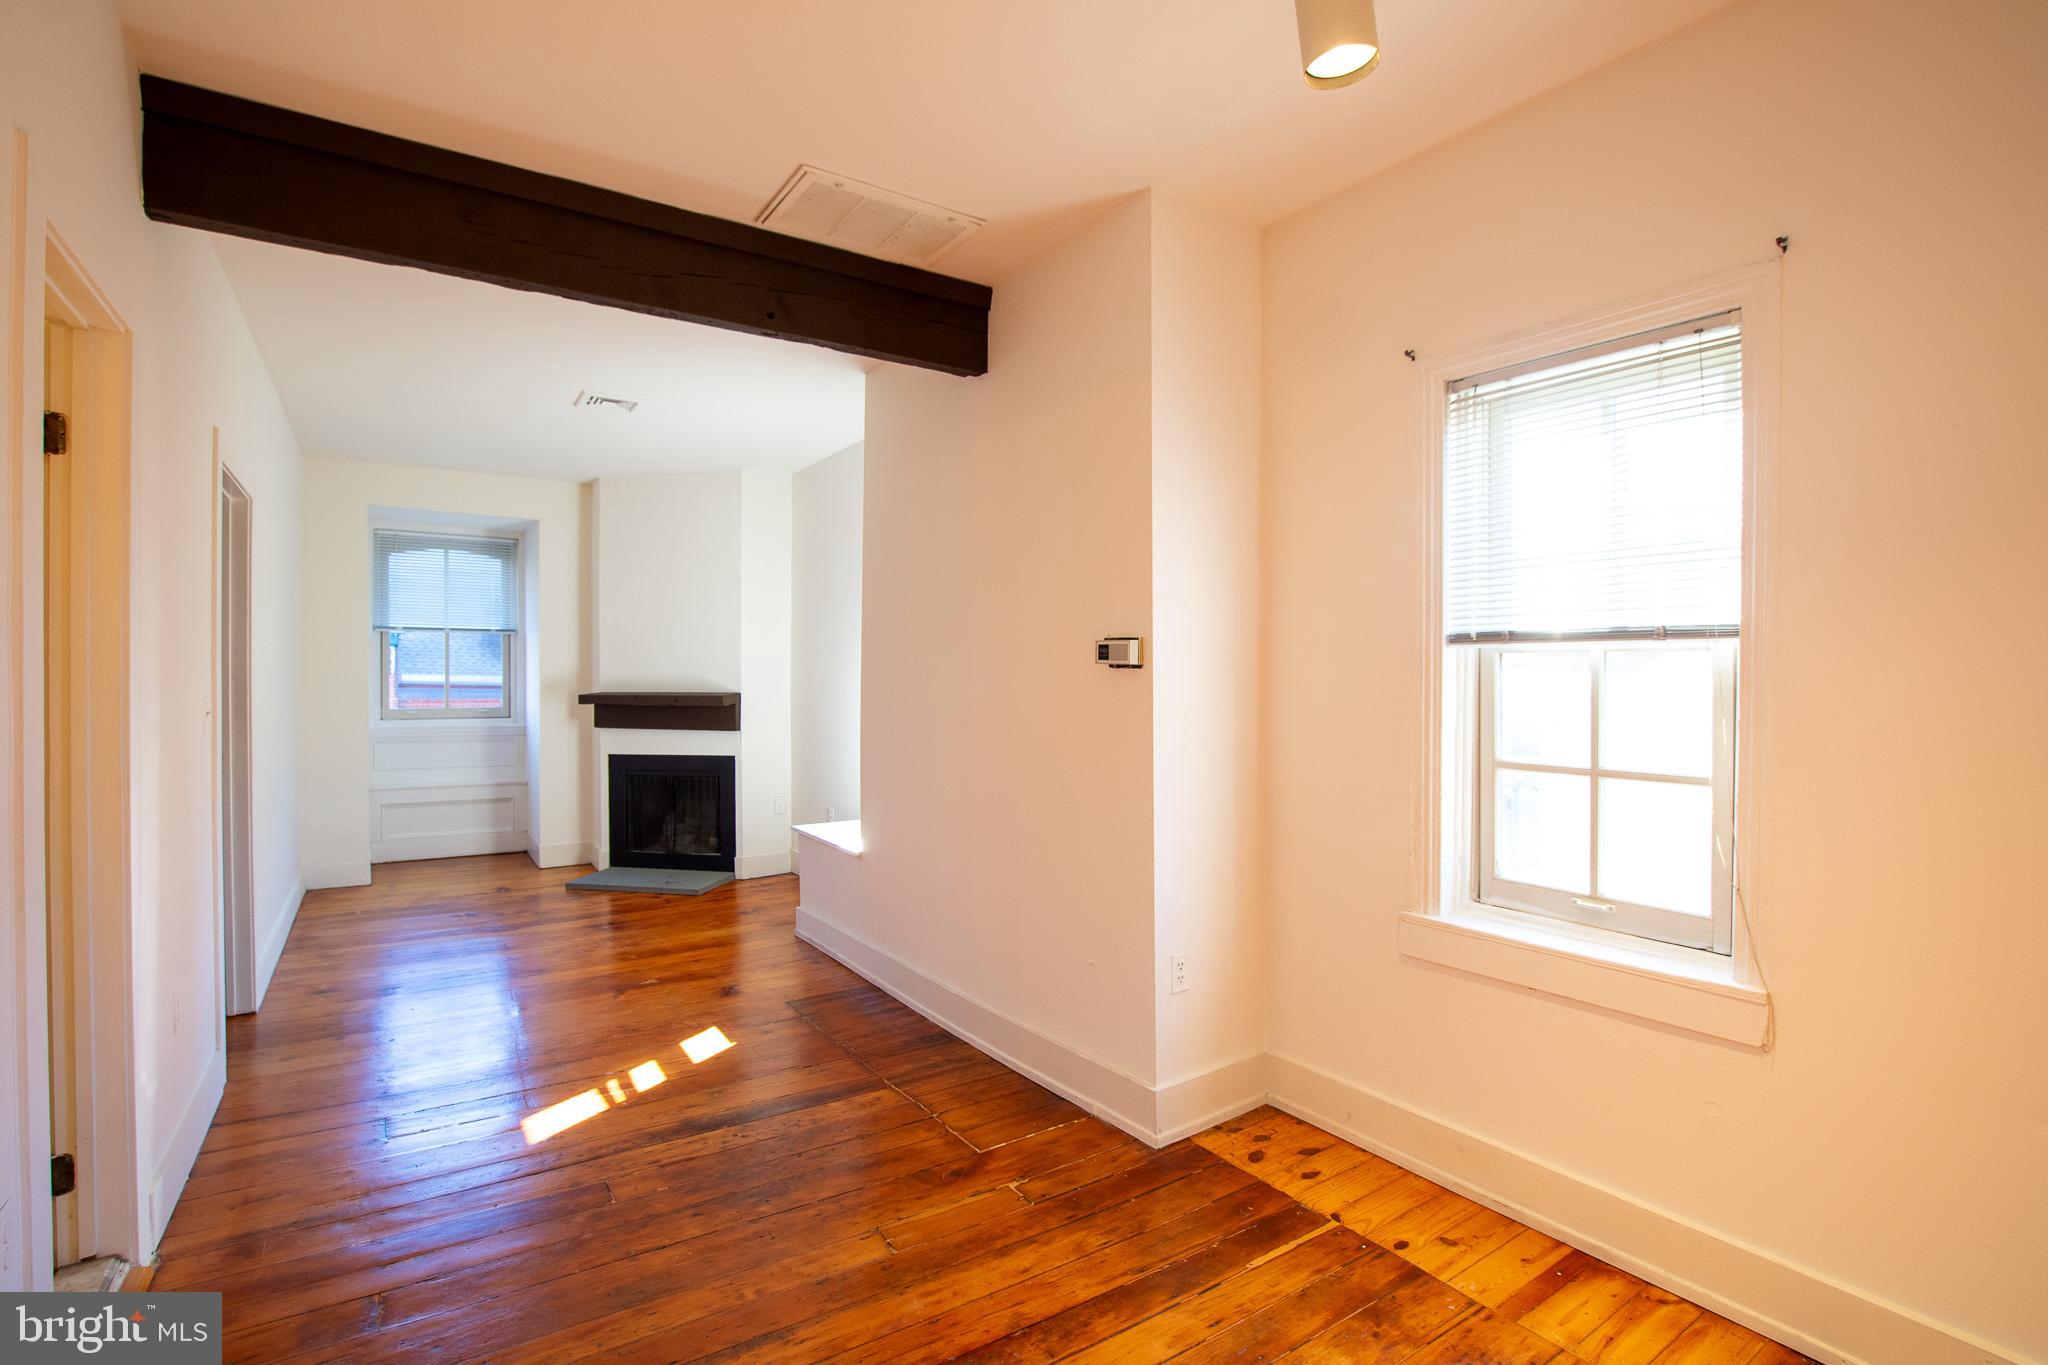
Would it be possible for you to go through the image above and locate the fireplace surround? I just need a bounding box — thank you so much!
[607,753,737,872]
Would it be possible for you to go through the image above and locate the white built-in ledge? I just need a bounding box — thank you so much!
[1398,909,1770,1047]
[793,820,864,856]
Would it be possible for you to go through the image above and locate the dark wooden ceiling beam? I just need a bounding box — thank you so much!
[137,76,991,376]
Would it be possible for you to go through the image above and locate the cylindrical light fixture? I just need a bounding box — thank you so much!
[1295,0,1380,89]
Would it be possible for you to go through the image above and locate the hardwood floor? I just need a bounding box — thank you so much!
[155,854,1805,1363]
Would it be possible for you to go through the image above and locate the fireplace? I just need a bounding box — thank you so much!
[607,754,737,872]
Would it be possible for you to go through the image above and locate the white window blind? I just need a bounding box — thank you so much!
[370,531,519,631]
[1444,313,1743,643]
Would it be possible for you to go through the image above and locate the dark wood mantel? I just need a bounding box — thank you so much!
[578,692,740,732]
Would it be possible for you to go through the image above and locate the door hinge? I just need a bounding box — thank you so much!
[51,1152,76,1197]
[43,410,68,456]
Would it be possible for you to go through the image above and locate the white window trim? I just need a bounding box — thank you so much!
[367,520,527,728]
[1410,261,1780,1046]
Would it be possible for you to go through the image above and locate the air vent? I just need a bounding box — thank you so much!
[758,166,983,267]
[573,390,639,413]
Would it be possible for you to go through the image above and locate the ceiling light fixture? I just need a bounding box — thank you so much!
[1295,0,1381,89]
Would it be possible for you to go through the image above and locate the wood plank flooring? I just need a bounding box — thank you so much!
[154,854,1806,1363]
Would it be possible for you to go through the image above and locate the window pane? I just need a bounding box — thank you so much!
[1494,769,1590,894]
[447,631,507,711]
[1598,777,1712,915]
[382,547,450,628]
[444,547,514,630]
[1443,322,1742,638]
[387,630,447,711]
[1601,648,1713,777]
[1496,651,1591,767]
[372,531,518,630]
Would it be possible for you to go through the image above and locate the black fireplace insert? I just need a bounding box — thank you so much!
[607,754,737,872]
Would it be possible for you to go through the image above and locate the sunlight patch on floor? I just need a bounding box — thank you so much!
[520,1089,608,1144]
[519,1030,734,1144]
[681,1026,735,1064]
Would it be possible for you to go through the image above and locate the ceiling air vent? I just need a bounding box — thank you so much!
[757,166,983,268]
[573,390,639,413]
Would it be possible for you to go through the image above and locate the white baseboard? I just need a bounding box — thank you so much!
[1154,1053,1266,1144]
[1265,1051,2027,1365]
[796,907,1157,1138]
[795,907,1261,1147]
[527,840,593,869]
[302,860,371,890]
[251,878,304,1009]
[737,850,793,880]
[146,1049,224,1256]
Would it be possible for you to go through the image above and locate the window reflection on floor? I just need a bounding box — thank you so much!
[375,950,521,1092]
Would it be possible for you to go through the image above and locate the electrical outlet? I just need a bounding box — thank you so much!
[825,805,837,821]
[773,795,787,816]
[1170,954,1189,994]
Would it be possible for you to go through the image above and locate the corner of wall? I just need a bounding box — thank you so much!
[145,1048,224,1259]
[250,877,305,1009]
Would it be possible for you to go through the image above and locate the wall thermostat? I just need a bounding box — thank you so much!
[1096,637,1144,669]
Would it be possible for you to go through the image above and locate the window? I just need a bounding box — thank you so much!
[371,530,519,720]
[1442,314,1743,952]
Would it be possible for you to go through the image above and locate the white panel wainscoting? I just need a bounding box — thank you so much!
[368,723,530,864]
[369,728,526,783]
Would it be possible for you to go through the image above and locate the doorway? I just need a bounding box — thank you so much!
[40,231,140,1274]
[43,312,80,1268]
[217,457,256,1015]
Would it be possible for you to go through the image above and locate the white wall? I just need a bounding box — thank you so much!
[236,426,303,1002]
[791,441,862,828]
[588,470,792,877]
[828,193,1160,1087]
[738,468,793,874]
[591,472,740,691]
[1,0,304,1278]
[803,192,1273,1141]
[1149,198,1264,1120]
[1261,0,2048,1361]
[297,458,590,884]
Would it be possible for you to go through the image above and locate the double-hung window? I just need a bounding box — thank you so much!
[1442,314,1743,952]
[372,530,519,720]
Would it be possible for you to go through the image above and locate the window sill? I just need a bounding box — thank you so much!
[1398,908,1770,1046]
[792,820,864,857]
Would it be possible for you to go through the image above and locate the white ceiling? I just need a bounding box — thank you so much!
[121,0,1739,479]
[211,236,866,479]
[119,0,1736,283]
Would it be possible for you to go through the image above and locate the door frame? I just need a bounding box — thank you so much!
[42,228,140,1267]
[3,180,144,1281]
[214,446,256,1016]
